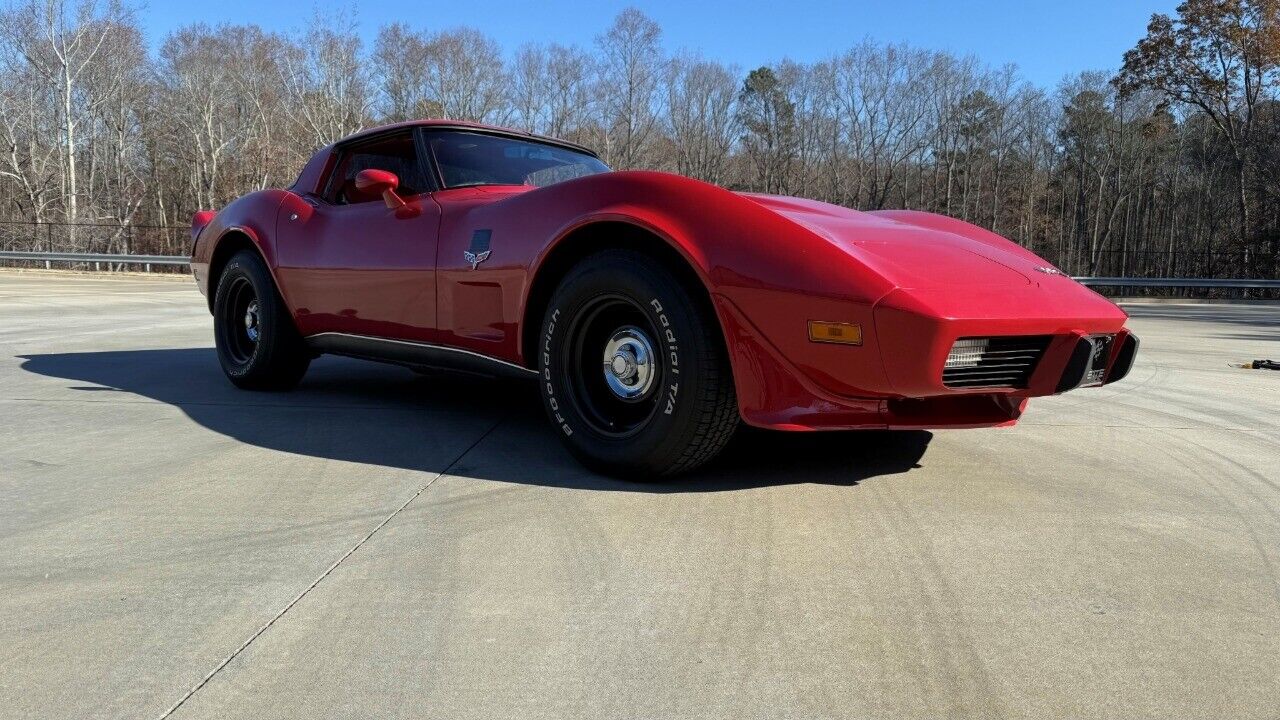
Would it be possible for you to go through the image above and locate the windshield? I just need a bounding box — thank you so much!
[427,131,610,189]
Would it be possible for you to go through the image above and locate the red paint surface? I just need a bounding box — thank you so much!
[192,120,1134,431]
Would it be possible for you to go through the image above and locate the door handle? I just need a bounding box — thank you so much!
[291,195,320,221]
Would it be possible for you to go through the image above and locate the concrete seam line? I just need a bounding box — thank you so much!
[154,414,508,720]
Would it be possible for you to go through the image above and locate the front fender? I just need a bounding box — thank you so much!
[506,171,900,410]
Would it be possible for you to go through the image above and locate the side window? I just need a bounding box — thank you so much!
[325,132,430,205]
[427,131,610,189]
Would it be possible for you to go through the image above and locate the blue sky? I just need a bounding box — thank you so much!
[141,0,1179,88]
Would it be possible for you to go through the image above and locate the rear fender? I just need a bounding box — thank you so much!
[190,190,291,307]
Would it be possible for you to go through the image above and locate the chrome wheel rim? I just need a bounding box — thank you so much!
[244,300,260,343]
[219,275,260,366]
[602,326,656,401]
[562,294,663,438]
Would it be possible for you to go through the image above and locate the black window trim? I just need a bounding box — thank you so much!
[418,124,601,161]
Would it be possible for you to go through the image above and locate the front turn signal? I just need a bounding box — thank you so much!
[808,321,862,345]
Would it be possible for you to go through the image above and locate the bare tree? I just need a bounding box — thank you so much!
[664,55,738,184]
[594,8,662,169]
[509,42,596,140]
[834,42,936,209]
[0,66,62,224]
[543,44,594,140]
[373,24,430,123]
[280,12,371,148]
[0,0,133,229]
[158,25,243,210]
[421,28,507,122]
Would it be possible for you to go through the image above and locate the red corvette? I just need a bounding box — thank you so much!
[190,120,1138,477]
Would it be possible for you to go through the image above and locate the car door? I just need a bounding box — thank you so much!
[275,129,441,343]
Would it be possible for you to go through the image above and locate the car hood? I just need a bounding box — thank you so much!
[739,193,1039,290]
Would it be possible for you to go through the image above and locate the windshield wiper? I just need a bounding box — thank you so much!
[446,181,516,189]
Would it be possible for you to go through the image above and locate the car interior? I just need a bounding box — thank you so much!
[324,129,610,203]
[327,132,429,204]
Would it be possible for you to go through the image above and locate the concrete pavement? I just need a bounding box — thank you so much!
[1,271,1277,719]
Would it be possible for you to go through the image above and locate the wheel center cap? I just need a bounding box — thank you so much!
[602,327,657,401]
[611,352,637,379]
[244,302,260,341]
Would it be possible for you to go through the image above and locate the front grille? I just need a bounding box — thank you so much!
[942,336,1052,389]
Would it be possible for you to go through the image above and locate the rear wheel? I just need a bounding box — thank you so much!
[538,249,738,478]
[213,250,310,390]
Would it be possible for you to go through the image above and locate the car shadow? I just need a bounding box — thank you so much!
[17,348,931,493]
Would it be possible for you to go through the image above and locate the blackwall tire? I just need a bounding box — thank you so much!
[212,249,310,391]
[538,249,738,478]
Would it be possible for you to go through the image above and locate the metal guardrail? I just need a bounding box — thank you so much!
[1,252,1277,288]
[0,251,189,266]
[1073,277,1280,289]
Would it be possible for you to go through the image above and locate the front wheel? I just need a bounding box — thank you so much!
[538,249,738,478]
[213,250,311,390]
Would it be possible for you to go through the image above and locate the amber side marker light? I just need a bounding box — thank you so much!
[808,321,863,345]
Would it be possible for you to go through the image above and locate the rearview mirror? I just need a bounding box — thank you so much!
[355,169,406,209]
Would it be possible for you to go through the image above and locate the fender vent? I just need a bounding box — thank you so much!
[943,336,1052,389]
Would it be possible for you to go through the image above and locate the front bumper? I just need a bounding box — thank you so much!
[871,285,1130,397]
[715,282,1138,431]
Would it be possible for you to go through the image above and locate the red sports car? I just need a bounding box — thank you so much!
[190,120,1138,477]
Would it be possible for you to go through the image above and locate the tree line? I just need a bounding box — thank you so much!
[1,0,1277,279]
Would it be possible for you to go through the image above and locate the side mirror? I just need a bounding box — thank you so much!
[355,169,406,209]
